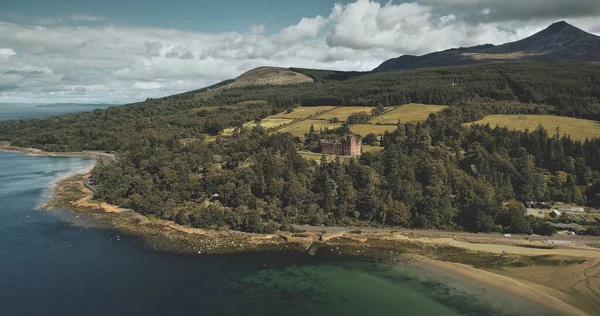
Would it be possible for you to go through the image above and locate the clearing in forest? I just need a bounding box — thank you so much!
[362,145,384,153]
[222,118,293,135]
[279,120,341,136]
[272,106,336,119]
[317,107,375,121]
[467,115,600,141]
[349,124,397,136]
[370,103,448,124]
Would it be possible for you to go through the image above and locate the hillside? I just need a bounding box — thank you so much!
[374,21,600,72]
[2,58,600,239]
[223,67,313,89]
[1,60,600,152]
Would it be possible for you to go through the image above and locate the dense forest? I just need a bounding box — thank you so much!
[1,61,600,234]
[89,100,600,235]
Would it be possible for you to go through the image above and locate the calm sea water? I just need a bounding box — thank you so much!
[0,103,113,121]
[0,107,545,315]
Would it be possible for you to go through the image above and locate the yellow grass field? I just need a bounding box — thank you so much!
[272,106,336,119]
[317,107,374,121]
[467,115,600,141]
[371,104,448,124]
[279,120,341,136]
[362,145,384,153]
[350,124,397,136]
[223,118,293,135]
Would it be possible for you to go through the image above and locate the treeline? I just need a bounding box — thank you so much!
[90,101,600,235]
[0,102,275,152]
[215,61,600,120]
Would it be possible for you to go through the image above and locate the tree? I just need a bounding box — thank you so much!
[362,133,378,146]
[347,112,370,124]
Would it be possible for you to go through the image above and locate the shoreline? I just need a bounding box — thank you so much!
[412,255,591,316]
[0,142,115,164]
[45,174,599,316]
[2,144,599,315]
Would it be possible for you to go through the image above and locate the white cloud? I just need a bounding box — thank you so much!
[0,0,599,103]
[0,48,17,58]
[70,14,105,22]
[134,81,162,89]
[251,24,265,35]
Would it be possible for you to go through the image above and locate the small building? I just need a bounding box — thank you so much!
[550,223,586,234]
[209,193,220,202]
[525,201,551,209]
[558,206,585,213]
[551,209,562,218]
[320,135,361,157]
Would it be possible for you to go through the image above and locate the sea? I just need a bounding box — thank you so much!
[0,103,114,121]
[0,104,547,316]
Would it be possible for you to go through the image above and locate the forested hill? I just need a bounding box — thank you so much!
[374,21,600,72]
[1,60,599,152]
[1,60,600,235]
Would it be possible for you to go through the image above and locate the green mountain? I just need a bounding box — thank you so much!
[374,21,600,72]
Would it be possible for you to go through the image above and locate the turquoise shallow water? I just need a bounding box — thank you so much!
[0,107,548,316]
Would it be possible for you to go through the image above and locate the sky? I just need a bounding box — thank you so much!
[1,0,600,104]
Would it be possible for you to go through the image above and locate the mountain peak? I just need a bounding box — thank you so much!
[542,21,580,34]
[373,21,600,72]
[549,20,569,28]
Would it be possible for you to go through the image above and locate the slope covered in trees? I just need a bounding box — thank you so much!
[90,101,600,235]
[1,61,600,235]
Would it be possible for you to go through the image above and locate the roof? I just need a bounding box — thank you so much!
[320,139,341,145]
[549,223,586,232]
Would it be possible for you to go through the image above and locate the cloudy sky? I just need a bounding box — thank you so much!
[1,0,600,104]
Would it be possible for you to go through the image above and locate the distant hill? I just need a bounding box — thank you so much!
[374,21,600,72]
[223,66,313,89]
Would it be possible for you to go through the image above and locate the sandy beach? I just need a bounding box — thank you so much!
[413,255,592,316]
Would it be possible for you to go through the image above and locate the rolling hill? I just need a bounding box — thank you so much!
[223,67,313,89]
[374,21,600,72]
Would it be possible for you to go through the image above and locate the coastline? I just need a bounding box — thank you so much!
[412,255,591,316]
[2,144,599,315]
[0,142,115,164]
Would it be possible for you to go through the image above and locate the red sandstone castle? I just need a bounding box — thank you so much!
[320,135,361,157]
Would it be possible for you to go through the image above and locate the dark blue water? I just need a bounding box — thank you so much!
[0,107,546,316]
[0,103,113,121]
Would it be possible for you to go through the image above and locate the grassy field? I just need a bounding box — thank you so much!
[317,107,374,121]
[279,120,341,136]
[371,104,448,124]
[466,115,600,141]
[350,124,397,136]
[362,145,384,153]
[223,118,293,135]
[272,106,336,119]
